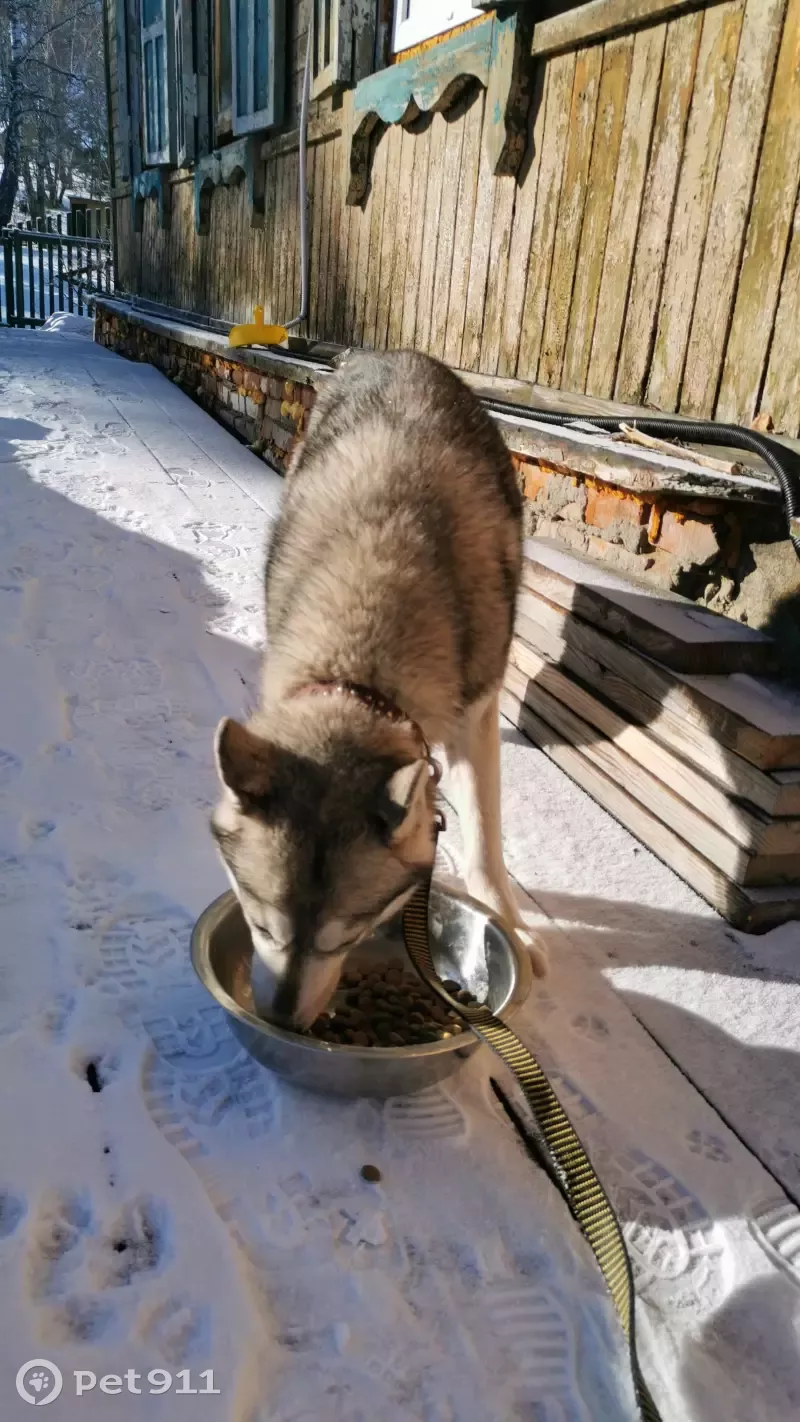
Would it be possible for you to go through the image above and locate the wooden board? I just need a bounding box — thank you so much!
[430,111,466,362]
[516,584,800,770]
[498,59,548,378]
[503,663,798,884]
[400,120,432,349]
[414,112,447,352]
[444,90,484,368]
[562,34,634,394]
[614,8,702,403]
[680,0,785,417]
[361,126,390,349]
[508,638,800,853]
[501,684,800,932]
[586,22,666,399]
[760,175,800,439]
[478,174,517,375]
[646,0,744,412]
[516,49,576,381]
[460,102,498,371]
[522,538,776,674]
[538,43,603,388]
[716,0,800,426]
[514,598,800,814]
[386,124,416,350]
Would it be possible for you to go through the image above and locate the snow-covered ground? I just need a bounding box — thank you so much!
[0,322,798,1421]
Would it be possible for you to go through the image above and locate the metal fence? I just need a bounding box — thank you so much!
[0,211,114,327]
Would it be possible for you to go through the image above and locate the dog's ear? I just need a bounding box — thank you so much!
[376,760,430,841]
[214,718,274,803]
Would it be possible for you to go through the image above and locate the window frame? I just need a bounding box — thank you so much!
[229,0,286,137]
[140,0,176,165]
[391,0,478,55]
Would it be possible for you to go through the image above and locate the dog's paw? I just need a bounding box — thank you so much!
[511,923,549,979]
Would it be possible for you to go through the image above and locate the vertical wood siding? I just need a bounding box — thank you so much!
[114,0,800,435]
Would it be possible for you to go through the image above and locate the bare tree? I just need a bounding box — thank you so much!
[0,0,107,228]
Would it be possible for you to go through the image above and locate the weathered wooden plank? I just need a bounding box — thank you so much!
[716,0,800,425]
[429,110,466,361]
[272,152,287,325]
[352,130,380,346]
[516,50,576,382]
[400,122,432,348]
[498,61,548,378]
[308,141,324,337]
[414,113,447,351]
[647,1,744,412]
[522,537,776,674]
[501,683,800,931]
[334,120,355,343]
[478,176,517,374]
[286,151,300,326]
[234,179,251,322]
[386,124,417,350]
[323,135,344,341]
[530,0,730,58]
[539,45,603,388]
[347,159,370,344]
[362,127,390,349]
[375,122,404,350]
[504,666,777,882]
[586,23,666,400]
[513,606,800,816]
[562,36,634,394]
[516,584,800,770]
[760,190,800,439]
[614,9,702,403]
[509,637,800,852]
[680,0,785,418]
[459,97,499,371]
[442,91,484,367]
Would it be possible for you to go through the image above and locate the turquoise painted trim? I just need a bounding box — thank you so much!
[352,21,494,128]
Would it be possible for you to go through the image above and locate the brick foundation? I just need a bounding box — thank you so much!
[94,306,315,474]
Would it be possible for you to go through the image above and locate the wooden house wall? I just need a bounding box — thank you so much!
[110,0,800,435]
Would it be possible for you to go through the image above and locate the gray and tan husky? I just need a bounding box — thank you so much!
[212,350,547,1028]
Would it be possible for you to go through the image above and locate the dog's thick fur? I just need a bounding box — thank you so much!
[212,351,546,1027]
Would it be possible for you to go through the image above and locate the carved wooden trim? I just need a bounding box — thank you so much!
[194,136,265,234]
[485,9,536,178]
[132,169,171,233]
[346,12,534,205]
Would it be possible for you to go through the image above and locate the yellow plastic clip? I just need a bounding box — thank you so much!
[228,306,288,349]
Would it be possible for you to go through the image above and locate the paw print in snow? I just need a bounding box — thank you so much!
[686,1129,731,1163]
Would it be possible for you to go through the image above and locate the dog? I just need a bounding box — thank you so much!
[211,350,547,1028]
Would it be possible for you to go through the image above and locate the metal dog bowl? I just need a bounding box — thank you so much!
[191,883,532,1098]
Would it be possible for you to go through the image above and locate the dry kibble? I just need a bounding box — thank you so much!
[360,1164,382,1183]
[302,961,475,1049]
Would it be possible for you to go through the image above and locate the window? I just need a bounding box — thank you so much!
[230,0,285,135]
[392,0,478,55]
[141,0,173,164]
[174,0,186,156]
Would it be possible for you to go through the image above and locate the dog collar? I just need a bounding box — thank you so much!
[292,680,442,784]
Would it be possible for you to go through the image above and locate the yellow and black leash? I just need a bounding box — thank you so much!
[402,874,662,1422]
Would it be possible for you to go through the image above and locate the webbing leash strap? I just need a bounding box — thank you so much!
[402,875,662,1422]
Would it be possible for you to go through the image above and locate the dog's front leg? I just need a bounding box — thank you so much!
[443,691,548,977]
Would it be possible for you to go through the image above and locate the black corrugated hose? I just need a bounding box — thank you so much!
[481,401,800,561]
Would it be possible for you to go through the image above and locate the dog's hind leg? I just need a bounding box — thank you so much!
[444,691,548,977]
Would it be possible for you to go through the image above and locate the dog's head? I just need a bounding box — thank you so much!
[211,713,437,1028]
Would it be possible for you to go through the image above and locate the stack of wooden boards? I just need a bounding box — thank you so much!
[501,538,800,932]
